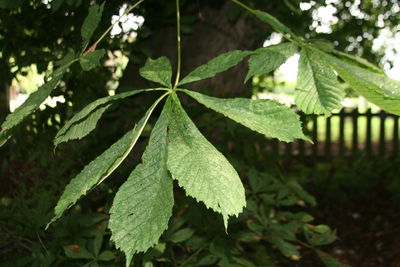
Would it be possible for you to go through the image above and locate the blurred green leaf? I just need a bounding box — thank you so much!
[79,49,106,71]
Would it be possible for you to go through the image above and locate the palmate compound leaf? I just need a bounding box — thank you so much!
[81,2,105,49]
[245,42,297,83]
[139,57,173,88]
[109,100,173,266]
[295,47,344,115]
[182,90,308,142]
[0,65,67,147]
[48,92,168,226]
[54,88,163,147]
[167,94,246,229]
[178,50,252,86]
[325,52,400,115]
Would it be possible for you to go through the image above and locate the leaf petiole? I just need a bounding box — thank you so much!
[173,0,181,89]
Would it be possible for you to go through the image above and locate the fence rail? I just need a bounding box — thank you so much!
[268,108,400,158]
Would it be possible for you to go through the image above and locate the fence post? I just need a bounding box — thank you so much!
[312,115,318,158]
[366,108,372,156]
[352,108,359,156]
[325,115,331,158]
[285,142,292,160]
[379,110,386,155]
[339,109,345,156]
[393,116,399,157]
[298,114,306,158]
[272,139,279,156]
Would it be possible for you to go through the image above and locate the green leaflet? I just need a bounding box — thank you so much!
[48,92,168,226]
[295,47,344,115]
[307,39,335,53]
[331,49,383,74]
[54,89,159,147]
[55,48,75,67]
[245,42,297,82]
[269,236,300,259]
[178,50,251,86]
[167,94,246,229]
[109,101,173,266]
[79,49,106,71]
[316,250,351,267]
[81,3,105,49]
[326,53,400,115]
[63,245,93,259]
[254,10,296,37]
[139,57,173,88]
[182,90,308,142]
[0,65,67,147]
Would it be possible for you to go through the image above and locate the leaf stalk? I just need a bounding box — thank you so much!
[173,0,182,89]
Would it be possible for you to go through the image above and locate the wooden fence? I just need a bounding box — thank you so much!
[268,108,400,158]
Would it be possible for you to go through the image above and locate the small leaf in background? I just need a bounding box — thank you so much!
[97,251,115,261]
[178,50,251,86]
[183,90,309,142]
[54,89,148,147]
[79,49,106,71]
[245,42,297,82]
[169,228,195,243]
[326,53,400,115]
[64,245,94,259]
[295,47,344,115]
[316,250,351,267]
[49,95,165,226]
[304,225,337,246]
[55,48,75,67]
[167,95,246,229]
[0,65,67,147]
[92,233,103,257]
[81,3,105,49]
[286,179,317,206]
[254,10,296,37]
[139,57,173,88]
[109,101,173,266]
[269,236,300,260]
